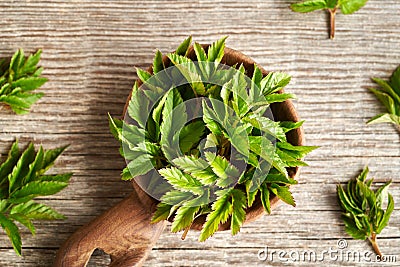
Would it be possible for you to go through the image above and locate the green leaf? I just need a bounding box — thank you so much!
[367,113,400,126]
[199,190,232,241]
[337,184,363,214]
[376,194,394,234]
[369,88,396,114]
[151,202,172,223]
[127,86,151,129]
[173,156,218,185]
[8,143,36,193]
[207,36,227,63]
[230,189,246,235]
[0,141,20,187]
[0,213,22,256]
[158,167,203,195]
[372,78,400,107]
[10,201,65,220]
[41,145,69,173]
[389,65,400,96]
[179,121,205,153]
[8,214,35,235]
[260,183,271,214]
[260,72,291,96]
[245,180,258,207]
[152,50,164,74]
[342,215,368,240]
[270,184,296,207]
[264,93,296,104]
[123,153,154,180]
[9,181,68,204]
[339,0,368,15]
[0,49,47,114]
[291,0,328,13]
[279,120,304,133]
[205,152,239,187]
[136,68,151,84]
[175,36,192,56]
[171,205,200,233]
[193,42,207,62]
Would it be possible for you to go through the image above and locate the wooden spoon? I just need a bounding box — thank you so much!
[54,46,304,267]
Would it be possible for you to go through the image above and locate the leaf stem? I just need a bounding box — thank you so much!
[368,232,382,258]
[181,223,192,240]
[329,8,337,39]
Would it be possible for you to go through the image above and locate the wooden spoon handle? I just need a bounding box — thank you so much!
[53,191,166,267]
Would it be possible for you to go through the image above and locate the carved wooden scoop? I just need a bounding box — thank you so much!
[54,46,304,267]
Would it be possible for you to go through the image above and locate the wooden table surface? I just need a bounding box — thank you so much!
[1,0,399,266]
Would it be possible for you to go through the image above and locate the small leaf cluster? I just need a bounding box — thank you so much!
[337,167,394,256]
[367,65,400,132]
[109,36,317,241]
[0,141,71,255]
[0,49,47,114]
[290,0,368,39]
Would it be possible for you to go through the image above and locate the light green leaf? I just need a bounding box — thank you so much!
[260,72,291,95]
[175,36,192,56]
[12,77,48,92]
[158,167,203,195]
[389,65,400,96]
[279,120,304,133]
[199,190,232,241]
[207,36,227,63]
[367,113,400,126]
[270,184,296,207]
[291,0,328,13]
[10,201,65,220]
[339,0,368,15]
[171,205,200,233]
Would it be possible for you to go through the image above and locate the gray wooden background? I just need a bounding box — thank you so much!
[0,0,399,266]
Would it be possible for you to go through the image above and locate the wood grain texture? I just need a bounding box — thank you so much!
[0,0,399,266]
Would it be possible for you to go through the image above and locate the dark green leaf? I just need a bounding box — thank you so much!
[0,213,22,256]
[230,189,246,235]
[179,121,205,154]
[260,183,271,214]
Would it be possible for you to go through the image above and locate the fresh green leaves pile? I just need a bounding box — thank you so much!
[337,167,394,257]
[290,0,368,39]
[0,49,47,114]
[109,36,317,241]
[367,65,400,133]
[0,141,71,255]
